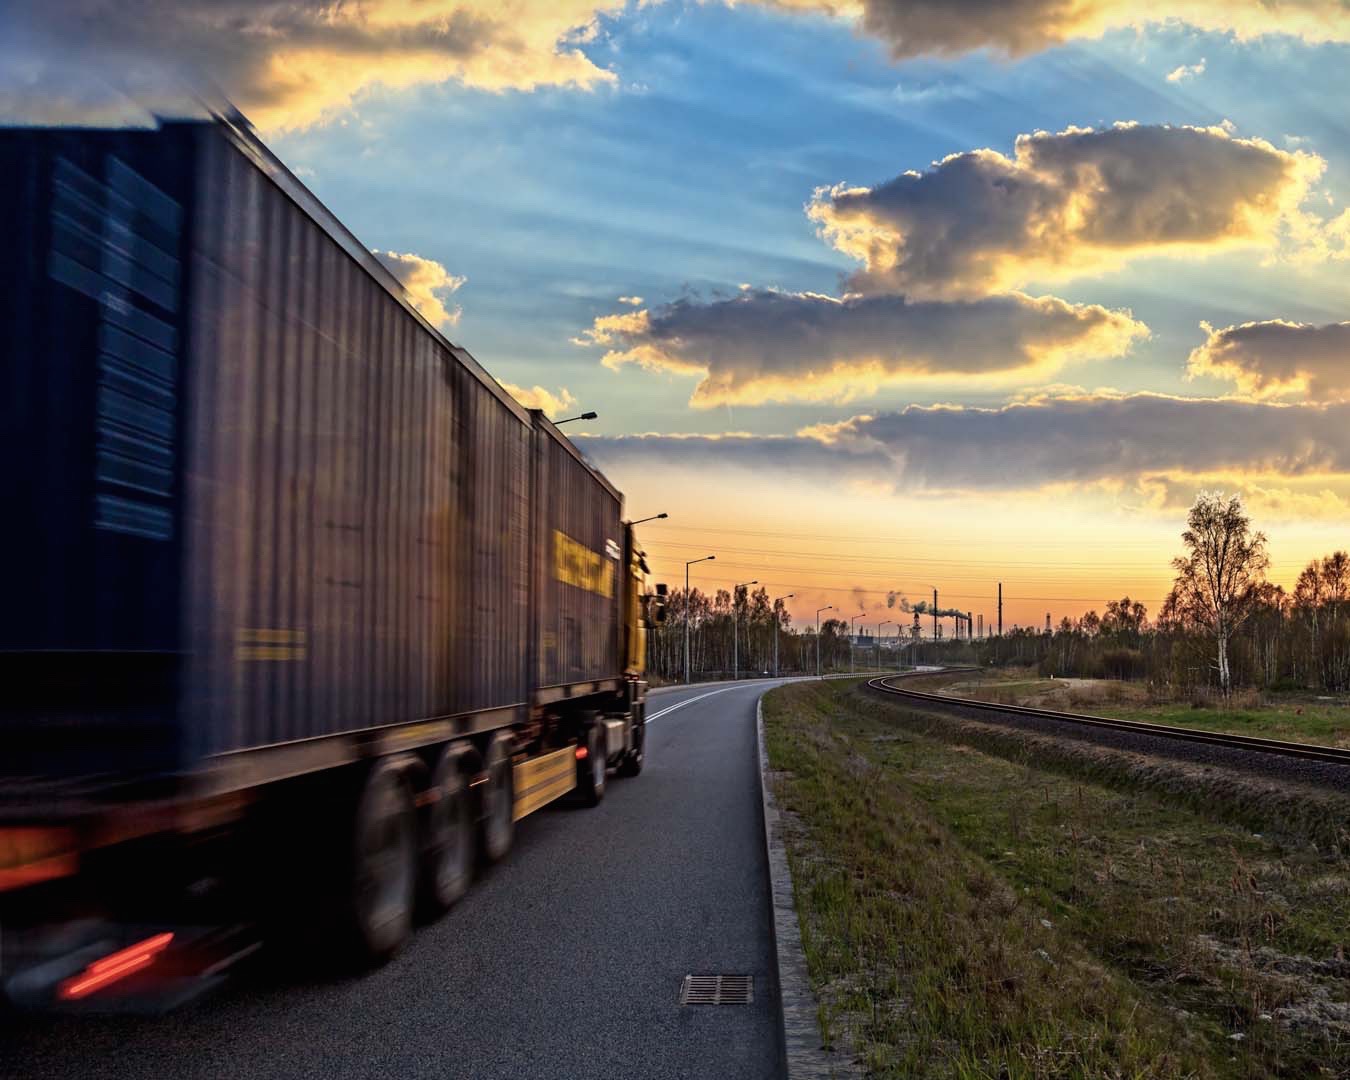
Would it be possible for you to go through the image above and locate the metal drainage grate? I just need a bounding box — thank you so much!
[680,974,754,1005]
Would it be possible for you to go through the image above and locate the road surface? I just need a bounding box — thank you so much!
[2,679,791,1080]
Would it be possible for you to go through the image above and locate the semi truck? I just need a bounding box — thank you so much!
[0,113,664,1009]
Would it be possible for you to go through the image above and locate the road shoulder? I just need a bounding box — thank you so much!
[756,692,859,1080]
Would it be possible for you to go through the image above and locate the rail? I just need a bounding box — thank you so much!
[866,671,1350,767]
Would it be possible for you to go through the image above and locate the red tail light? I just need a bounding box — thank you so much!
[575,746,589,760]
[58,932,175,1001]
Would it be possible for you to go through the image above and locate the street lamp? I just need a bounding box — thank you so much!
[555,411,598,426]
[685,555,715,684]
[850,612,865,675]
[878,620,893,672]
[630,512,668,526]
[815,606,832,678]
[732,580,758,681]
[773,594,794,677]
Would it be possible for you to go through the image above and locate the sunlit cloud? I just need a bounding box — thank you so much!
[575,289,1146,407]
[583,393,1350,492]
[1166,58,1206,83]
[500,383,579,418]
[1,2,624,131]
[374,250,466,329]
[809,123,1326,300]
[750,1,1350,60]
[1187,319,1350,402]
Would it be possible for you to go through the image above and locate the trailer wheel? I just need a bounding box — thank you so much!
[420,742,475,914]
[576,721,607,806]
[345,761,416,965]
[479,732,515,864]
[618,710,645,778]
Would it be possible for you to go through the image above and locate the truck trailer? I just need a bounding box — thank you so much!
[0,114,662,1008]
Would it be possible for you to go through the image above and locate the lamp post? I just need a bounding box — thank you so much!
[816,605,832,678]
[685,555,715,684]
[555,411,597,425]
[850,612,865,675]
[733,579,758,681]
[878,620,892,672]
[630,512,668,526]
[773,594,794,677]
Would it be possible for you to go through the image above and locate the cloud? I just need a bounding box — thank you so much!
[582,393,1350,493]
[574,289,1146,406]
[1166,58,1206,83]
[374,250,466,329]
[754,1,1350,60]
[1,2,623,131]
[809,123,1324,299]
[1187,319,1350,401]
[617,295,645,306]
[500,383,579,418]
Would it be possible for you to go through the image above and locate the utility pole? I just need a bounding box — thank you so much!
[997,582,1003,638]
[732,579,757,682]
[816,605,832,678]
[932,588,938,643]
[684,555,715,684]
[850,612,865,675]
[773,594,794,677]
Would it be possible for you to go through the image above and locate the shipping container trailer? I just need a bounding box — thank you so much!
[0,114,662,1009]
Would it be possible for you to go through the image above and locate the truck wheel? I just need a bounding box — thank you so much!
[576,722,607,806]
[420,742,475,914]
[346,761,416,965]
[479,732,515,864]
[618,713,644,778]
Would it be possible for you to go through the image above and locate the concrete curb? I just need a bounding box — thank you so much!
[757,694,860,1079]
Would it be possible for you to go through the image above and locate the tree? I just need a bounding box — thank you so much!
[1168,492,1269,693]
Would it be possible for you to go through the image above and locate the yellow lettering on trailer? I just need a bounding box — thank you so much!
[553,530,614,598]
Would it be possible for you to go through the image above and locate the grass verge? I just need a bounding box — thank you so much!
[937,671,1350,748]
[764,679,1350,1078]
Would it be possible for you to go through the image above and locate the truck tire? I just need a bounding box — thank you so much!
[618,710,645,778]
[576,721,607,806]
[420,742,475,914]
[344,761,417,965]
[479,732,515,864]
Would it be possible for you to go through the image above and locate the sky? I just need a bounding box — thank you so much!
[7,1,1350,634]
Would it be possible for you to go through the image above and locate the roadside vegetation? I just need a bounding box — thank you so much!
[936,669,1350,748]
[648,494,1350,707]
[763,679,1350,1078]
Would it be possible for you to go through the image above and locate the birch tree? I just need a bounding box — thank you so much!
[1169,492,1268,693]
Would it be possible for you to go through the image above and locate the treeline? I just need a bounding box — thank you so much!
[646,586,893,682]
[647,495,1350,695]
[935,551,1350,694]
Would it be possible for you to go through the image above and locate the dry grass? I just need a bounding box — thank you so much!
[764,679,1350,1078]
[937,670,1350,748]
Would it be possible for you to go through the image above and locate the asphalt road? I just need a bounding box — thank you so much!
[2,680,791,1080]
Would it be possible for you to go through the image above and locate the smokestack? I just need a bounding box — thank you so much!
[933,588,938,642]
[978,613,983,638]
[967,612,972,641]
[1045,612,1051,634]
[997,583,1003,637]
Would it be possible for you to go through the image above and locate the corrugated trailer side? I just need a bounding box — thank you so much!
[0,126,197,778]
[181,120,533,766]
[531,417,625,701]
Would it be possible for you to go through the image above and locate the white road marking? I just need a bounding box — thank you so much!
[645,684,749,724]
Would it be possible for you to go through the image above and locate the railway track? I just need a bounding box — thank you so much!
[867,671,1350,768]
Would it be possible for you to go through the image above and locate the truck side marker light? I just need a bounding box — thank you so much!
[58,932,175,1000]
[575,746,589,760]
